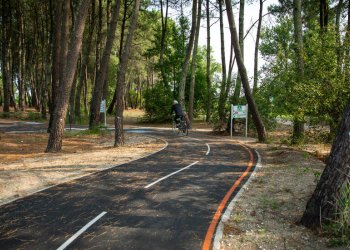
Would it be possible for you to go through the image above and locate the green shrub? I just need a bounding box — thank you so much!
[143,84,173,122]
[27,111,44,121]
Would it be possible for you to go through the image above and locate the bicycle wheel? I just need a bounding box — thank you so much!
[180,120,188,136]
[183,121,188,135]
[172,121,180,135]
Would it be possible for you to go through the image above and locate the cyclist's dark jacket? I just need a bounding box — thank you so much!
[171,103,183,117]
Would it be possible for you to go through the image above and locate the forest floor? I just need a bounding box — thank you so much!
[0,109,348,249]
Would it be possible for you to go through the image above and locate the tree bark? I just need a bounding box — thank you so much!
[335,0,344,74]
[17,0,25,111]
[89,0,121,128]
[189,0,202,125]
[107,0,130,114]
[178,0,198,109]
[159,0,169,85]
[1,0,11,112]
[205,0,211,122]
[75,0,95,119]
[46,0,92,152]
[232,0,245,105]
[218,0,227,123]
[48,0,65,132]
[253,0,263,94]
[292,0,305,144]
[301,96,350,229]
[320,0,329,31]
[225,0,267,142]
[115,0,141,146]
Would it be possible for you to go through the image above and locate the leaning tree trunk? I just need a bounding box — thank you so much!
[225,0,267,142]
[232,0,244,105]
[114,0,141,146]
[188,0,202,126]
[46,0,92,152]
[301,96,350,229]
[89,0,121,128]
[178,0,198,108]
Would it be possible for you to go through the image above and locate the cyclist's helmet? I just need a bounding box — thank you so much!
[173,100,178,105]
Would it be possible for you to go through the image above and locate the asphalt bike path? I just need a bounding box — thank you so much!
[0,125,258,250]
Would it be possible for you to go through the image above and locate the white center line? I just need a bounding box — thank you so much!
[206,143,210,155]
[57,211,107,250]
[145,161,199,189]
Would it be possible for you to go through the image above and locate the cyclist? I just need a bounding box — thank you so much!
[170,100,184,127]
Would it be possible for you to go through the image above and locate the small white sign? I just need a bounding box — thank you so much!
[232,105,247,119]
[100,100,106,113]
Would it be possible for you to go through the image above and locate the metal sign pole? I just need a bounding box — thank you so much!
[230,104,233,138]
[245,104,248,137]
[104,101,107,127]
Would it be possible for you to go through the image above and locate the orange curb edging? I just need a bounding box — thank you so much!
[202,144,255,250]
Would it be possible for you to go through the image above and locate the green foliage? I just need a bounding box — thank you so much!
[0,111,45,121]
[143,84,173,122]
[27,111,44,121]
[257,13,350,142]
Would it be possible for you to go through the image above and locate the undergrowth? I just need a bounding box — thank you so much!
[325,181,350,247]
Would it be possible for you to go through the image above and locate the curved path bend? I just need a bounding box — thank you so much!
[0,126,258,250]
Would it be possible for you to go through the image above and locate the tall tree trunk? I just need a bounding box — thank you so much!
[292,0,305,144]
[1,0,11,112]
[107,0,130,114]
[225,0,267,142]
[115,0,141,146]
[17,1,25,111]
[95,0,103,82]
[178,0,198,109]
[159,0,169,85]
[320,0,329,31]
[205,0,211,122]
[253,0,263,94]
[46,0,92,152]
[344,0,350,84]
[89,0,121,128]
[232,0,245,105]
[335,0,344,74]
[189,0,202,125]
[75,0,95,119]
[48,0,65,132]
[301,96,350,229]
[218,0,227,124]
[225,44,235,107]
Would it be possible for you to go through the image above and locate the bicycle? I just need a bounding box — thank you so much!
[172,116,188,136]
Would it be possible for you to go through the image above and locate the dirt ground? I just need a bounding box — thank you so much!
[1,111,347,249]
[0,121,164,205]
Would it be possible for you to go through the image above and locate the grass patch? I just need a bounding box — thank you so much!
[65,126,111,137]
[260,196,279,210]
[325,182,350,247]
[231,213,244,223]
[0,110,45,121]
